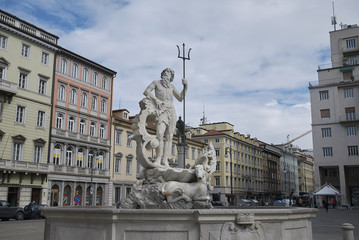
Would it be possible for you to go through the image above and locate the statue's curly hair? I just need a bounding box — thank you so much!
[161,68,175,82]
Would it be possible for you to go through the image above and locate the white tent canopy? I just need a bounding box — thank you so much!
[313,183,340,196]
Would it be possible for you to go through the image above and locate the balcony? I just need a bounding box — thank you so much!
[339,114,359,123]
[0,79,17,103]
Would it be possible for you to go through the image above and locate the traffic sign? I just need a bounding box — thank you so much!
[74,195,81,203]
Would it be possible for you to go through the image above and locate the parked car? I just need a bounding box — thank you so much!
[211,201,223,206]
[237,199,252,206]
[24,203,48,219]
[0,200,24,221]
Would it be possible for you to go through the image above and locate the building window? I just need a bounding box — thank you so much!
[215,138,220,143]
[16,105,25,123]
[18,72,28,89]
[68,116,75,132]
[66,147,73,166]
[58,85,66,101]
[192,148,195,160]
[319,90,329,100]
[0,34,8,49]
[88,151,94,168]
[345,107,356,121]
[320,109,330,119]
[114,130,121,146]
[204,139,208,144]
[60,58,67,74]
[77,149,83,167]
[346,39,356,49]
[21,43,30,58]
[347,56,358,66]
[0,66,6,80]
[34,146,43,163]
[56,113,64,129]
[72,63,79,78]
[13,142,23,161]
[79,119,86,134]
[343,71,353,80]
[91,96,97,111]
[215,176,220,186]
[99,124,105,138]
[83,68,89,82]
[38,79,47,95]
[37,111,45,127]
[347,126,357,136]
[90,122,96,136]
[102,76,108,90]
[41,52,49,65]
[115,158,121,173]
[101,99,107,113]
[323,147,333,157]
[70,89,77,105]
[216,161,220,171]
[348,146,358,156]
[226,162,229,172]
[344,88,354,98]
[53,145,61,164]
[80,92,88,108]
[321,128,331,138]
[97,153,104,169]
[215,149,220,157]
[93,72,98,86]
[126,157,132,174]
[127,132,132,147]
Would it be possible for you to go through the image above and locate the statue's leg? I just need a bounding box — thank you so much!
[154,122,165,165]
[162,130,173,167]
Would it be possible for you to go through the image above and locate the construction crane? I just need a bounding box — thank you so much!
[274,130,312,147]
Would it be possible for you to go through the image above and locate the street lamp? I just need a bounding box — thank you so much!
[225,146,233,205]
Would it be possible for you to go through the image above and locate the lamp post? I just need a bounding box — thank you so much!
[225,146,233,205]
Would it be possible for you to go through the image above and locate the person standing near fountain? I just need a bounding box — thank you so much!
[144,68,187,167]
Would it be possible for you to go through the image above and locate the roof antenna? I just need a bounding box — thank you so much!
[200,98,208,125]
[331,2,337,31]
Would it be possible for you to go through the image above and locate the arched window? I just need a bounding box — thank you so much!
[77,148,84,167]
[72,63,79,78]
[97,152,104,169]
[68,116,75,132]
[102,76,108,90]
[58,85,66,101]
[56,113,64,129]
[80,92,87,108]
[70,89,77,104]
[51,185,59,206]
[101,99,107,113]
[90,122,96,136]
[96,187,103,206]
[91,96,97,111]
[93,72,98,86]
[79,119,86,135]
[86,186,91,206]
[63,185,71,206]
[82,68,89,82]
[53,145,61,165]
[66,146,73,166]
[75,186,82,206]
[60,58,67,74]
[99,124,105,138]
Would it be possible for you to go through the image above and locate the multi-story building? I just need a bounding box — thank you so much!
[259,143,281,204]
[0,10,58,207]
[309,24,359,206]
[191,122,263,205]
[110,109,206,206]
[49,48,116,206]
[279,147,299,199]
[294,149,315,194]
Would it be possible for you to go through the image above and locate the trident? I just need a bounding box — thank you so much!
[176,43,191,168]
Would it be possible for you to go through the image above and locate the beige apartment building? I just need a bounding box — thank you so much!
[310,24,359,206]
[0,10,58,207]
[190,122,264,205]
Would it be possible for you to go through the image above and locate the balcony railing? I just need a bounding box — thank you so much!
[0,79,17,95]
[339,114,359,123]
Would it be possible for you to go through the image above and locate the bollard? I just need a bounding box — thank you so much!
[341,223,354,240]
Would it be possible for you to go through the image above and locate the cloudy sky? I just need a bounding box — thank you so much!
[2,0,358,149]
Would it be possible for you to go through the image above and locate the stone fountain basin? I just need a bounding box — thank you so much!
[42,207,318,240]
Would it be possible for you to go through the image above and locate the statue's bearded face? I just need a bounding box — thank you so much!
[162,70,172,81]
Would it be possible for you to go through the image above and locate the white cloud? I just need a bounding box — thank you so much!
[3,0,358,149]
